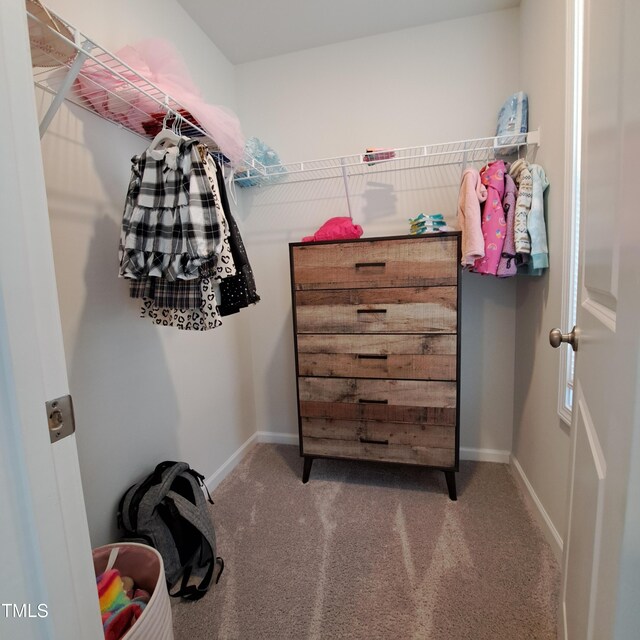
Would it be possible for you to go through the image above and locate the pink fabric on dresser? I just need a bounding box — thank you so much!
[302,217,363,242]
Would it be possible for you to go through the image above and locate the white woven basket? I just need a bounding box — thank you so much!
[93,543,174,640]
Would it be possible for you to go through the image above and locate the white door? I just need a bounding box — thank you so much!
[559,0,640,638]
[0,0,102,638]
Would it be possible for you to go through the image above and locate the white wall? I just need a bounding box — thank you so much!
[236,9,522,456]
[39,0,256,546]
[512,0,571,543]
[35,0,571,547]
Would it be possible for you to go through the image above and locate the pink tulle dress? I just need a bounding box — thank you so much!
[75,39,245,166]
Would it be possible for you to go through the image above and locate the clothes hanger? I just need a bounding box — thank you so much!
[148,108,182,151]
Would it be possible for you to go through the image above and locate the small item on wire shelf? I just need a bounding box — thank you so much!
[409,213,450,235]
[234,137,287,187]
[363,148,396,166]
[302,217,364,243]
[494,91,529,157]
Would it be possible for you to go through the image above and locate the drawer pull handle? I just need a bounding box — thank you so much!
[358,398,388,404]
[357,354,388,360]
[359,437,389,445]
[357,309,387,314]
[355,262,386,269]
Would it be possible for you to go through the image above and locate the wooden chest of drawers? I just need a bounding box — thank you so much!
[289,233,461,499]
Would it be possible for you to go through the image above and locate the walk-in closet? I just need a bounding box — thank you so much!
[3,0,639,638]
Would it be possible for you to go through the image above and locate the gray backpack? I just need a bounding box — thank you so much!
[117,461,224,600]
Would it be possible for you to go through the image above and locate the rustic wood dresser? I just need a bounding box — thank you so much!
[289,232,461,499]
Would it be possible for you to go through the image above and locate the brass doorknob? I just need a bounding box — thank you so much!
[549,326,579,351]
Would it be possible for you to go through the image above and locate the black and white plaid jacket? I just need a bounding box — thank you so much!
[119,138,222,284]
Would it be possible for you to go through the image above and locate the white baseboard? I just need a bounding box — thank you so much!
[256,431,298,445]
[460,447,511,464]
[257,437,511,464]
[203,432,259,492]
[510,454,563,562]
[203,431,298,493]
[204,432,514,494]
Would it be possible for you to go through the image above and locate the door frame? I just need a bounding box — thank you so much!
[0,0,102,637]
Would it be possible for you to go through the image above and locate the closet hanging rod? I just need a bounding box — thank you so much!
[28,7,215,146]
[234,129,541,186]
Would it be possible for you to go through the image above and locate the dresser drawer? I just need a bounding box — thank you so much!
[301,417,455,448]
[295,286,457,334]
[297,334,457,380]
[291,236,458,290]
[298,377,456,425]
[303,436,455,467]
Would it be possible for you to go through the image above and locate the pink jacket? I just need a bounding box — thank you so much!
[474,161,507,275]
[457,168,487,266]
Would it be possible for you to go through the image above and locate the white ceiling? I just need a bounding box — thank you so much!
[177,0,520,64]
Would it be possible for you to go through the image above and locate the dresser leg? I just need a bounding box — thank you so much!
[444,471,457,501]
[302,457,314,483]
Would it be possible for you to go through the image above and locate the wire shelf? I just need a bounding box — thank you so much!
[234,130,540,187]
[27,6,540,192]
[27,6,216,146]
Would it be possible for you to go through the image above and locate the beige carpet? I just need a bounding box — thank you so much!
[171,444,559,639]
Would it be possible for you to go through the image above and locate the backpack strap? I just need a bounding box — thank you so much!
[151,460,181,483]
[165,491,218,558]
[162,490,222,600]
[186,468,214,504]
[168,555,223,601]
[118,461,186,532]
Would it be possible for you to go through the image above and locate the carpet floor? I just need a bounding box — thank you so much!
[171,444,560,640]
